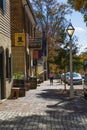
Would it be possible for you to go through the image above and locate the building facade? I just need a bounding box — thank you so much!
[10,0,36,79]
[0,0,12,99]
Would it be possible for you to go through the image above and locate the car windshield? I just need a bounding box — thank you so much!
[73,73,81,77]
[66,72,70,76]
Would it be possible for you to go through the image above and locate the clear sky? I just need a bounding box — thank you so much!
[58,0,87,54]
[69,11,87,54]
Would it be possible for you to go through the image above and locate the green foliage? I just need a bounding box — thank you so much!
[54,36,79,72]
[36,72,40,78]
[84,14,87,22]
[54,47,69,70]
[67,0,87,25]
[73,56,83,72]
[13,72,23,80]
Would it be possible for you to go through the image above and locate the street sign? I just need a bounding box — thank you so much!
[29,37,42,49]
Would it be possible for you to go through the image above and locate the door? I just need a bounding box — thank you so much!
[0,48,4,99]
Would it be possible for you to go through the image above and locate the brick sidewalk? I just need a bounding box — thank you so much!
[0,80,87,129]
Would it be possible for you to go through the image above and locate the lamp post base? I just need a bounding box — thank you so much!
[70,86,74,99]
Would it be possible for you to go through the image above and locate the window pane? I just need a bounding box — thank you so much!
[3,0,6,12]
[0,0,3,10]
[0,0,6,12]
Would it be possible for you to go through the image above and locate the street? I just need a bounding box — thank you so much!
[0,79,87,130]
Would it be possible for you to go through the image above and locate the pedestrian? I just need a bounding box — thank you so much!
[49,72,54,85]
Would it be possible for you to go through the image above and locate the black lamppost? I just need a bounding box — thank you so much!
[67,22,75,99]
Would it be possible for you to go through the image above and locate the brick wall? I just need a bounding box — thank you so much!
[10,0,25,46]
[12,47,25,74]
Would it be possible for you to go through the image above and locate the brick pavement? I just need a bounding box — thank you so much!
[0,80,87,129]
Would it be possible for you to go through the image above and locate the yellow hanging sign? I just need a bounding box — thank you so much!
[15,33,25,46]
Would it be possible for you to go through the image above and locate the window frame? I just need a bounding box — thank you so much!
[0,0,6,13]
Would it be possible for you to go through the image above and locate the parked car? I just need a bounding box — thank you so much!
[61,73,65,82]
[67,73,82,85]
[65,72,70,83]
[61,72,72,83]
[82,75,85,83]
[83,74,87,97]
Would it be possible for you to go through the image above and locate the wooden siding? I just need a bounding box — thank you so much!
[0,0,11,38]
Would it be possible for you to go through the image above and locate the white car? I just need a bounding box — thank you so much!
[61,73,65,82]
[61,72,70,83]
[67,73,82,85]
[61,72,75,83]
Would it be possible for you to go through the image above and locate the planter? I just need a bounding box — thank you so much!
[13,79,25,88]
[12,79,26,97]
[28,77,37,89]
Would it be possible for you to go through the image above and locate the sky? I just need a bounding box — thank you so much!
[58,0,87,54]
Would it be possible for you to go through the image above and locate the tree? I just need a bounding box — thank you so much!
[30,0,80,75]
[30,0,72,68]
[67,0,87,25]
[30,0,72,40]
[54,35,79,72]
[79,48,87,72]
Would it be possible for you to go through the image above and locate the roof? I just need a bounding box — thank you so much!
[22,0,36,25]
[26,0,36,24]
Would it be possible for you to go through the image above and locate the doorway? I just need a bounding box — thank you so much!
[0,48,4,99]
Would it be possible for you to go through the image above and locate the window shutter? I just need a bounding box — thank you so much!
[6,49,9,78]
[8,54,13,81]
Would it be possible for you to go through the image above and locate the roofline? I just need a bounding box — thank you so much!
[26,0,36,24]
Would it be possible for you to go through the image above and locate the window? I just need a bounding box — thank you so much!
[0,0,3,9]
[0,0,6,12]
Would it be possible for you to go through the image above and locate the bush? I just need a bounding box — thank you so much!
[13,72,23,80]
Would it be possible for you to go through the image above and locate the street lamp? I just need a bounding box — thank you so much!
[67,22,75,99]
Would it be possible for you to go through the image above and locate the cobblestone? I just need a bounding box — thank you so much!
[0,80,87,129]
